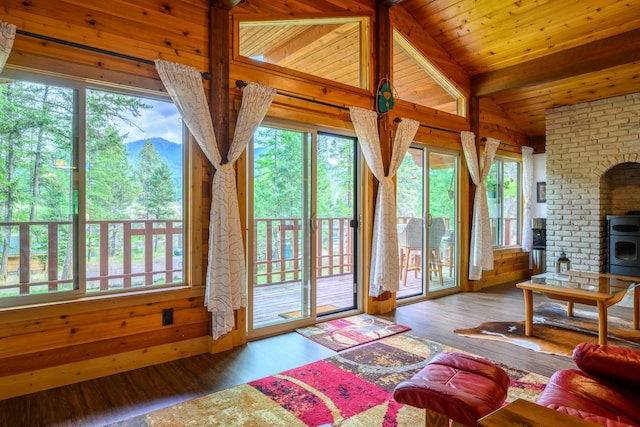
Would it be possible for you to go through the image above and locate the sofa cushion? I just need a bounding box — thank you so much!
[573,342,640,387]
[551,406,636,427]
[536,369,640,426]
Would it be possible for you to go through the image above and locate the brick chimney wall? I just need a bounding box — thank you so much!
[545,92,640,273]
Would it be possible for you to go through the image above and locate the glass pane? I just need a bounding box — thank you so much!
[239,18,368,89]
[393,30,465,116]
[0,79,76,299]
[85,89,184,292]
[487,162,500,245]
[252,127,309,326]
[428,153,457,291]
[397,147,424,298]
[316,133,356,315]
[502,160,520,246]
[487,159,520,247]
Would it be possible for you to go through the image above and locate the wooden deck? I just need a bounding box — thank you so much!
[254,265,456,325]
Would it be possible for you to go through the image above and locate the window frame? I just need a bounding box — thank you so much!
[0,67,190,308]
[486,154,522,249]
[392,29,466,117]
[234,15,371,91]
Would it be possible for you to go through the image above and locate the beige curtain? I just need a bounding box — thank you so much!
[349,107,419,296]
[155,59,275,339]
[461,131,500,280]
[0,20,16,73]
[521,147,534,252]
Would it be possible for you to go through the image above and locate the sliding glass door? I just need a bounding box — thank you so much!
[248,125,358,337]
[396,146,459,299]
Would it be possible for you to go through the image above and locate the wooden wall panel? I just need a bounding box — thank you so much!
[4,0,209,86]
[479,97,529,148]
[0,288,209,399]
[476,250,532,289]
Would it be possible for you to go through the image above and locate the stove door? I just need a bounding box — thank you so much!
[608,234,640,276]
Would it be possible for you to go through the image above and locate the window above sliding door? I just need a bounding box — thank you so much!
[237,17,370,90]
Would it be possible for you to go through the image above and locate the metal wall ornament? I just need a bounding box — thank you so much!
[376,77,395,114]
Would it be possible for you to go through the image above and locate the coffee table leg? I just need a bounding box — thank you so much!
[567,302,574,317]
[523,289,533,336]
[634,285,639,330]
[597,301,608,345]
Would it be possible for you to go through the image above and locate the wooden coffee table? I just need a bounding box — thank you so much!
[479,399,601,426]
[516,271,640,345]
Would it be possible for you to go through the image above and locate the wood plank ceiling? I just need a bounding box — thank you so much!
[237,0,640,140]
[401,0,640,138]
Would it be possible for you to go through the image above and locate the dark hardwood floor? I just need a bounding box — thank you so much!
[2,282,632,427]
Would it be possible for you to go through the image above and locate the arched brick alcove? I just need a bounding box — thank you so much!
[545,93,640,273]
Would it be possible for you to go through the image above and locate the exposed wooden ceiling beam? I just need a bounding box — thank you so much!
[211,0,243,10]
[378,0,405,7]
[472,28,640,97]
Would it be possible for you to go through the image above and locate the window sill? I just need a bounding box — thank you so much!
[0,285,205,320]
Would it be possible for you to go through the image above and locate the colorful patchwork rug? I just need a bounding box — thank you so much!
[295,314,411,351]
[112,334,548,426]
[454,302,640,356]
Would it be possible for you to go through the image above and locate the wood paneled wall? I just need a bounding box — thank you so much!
[0,288,210,399]
[476,249,532,290]
[0,0,531,398]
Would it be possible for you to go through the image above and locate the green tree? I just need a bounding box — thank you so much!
[317,135,354,218]
[0,81,150,277]
[136,140,175,219]
[253,127,304,219]
[86,90,145,259]
[0,82,74,278]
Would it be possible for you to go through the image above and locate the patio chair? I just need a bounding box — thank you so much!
[398,217,423,286]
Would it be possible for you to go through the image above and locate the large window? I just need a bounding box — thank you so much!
[393,30,465,116]
[486,157,521,247]
[0,70,185,305]
[237,17,370,90]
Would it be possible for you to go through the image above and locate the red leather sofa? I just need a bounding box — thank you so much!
[536,342,640,426]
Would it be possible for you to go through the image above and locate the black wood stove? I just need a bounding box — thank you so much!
[607,213,640,277]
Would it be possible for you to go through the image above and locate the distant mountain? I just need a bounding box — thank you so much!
[125,137,183,195]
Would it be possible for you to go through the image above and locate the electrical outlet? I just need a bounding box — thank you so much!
[162,308,174,326]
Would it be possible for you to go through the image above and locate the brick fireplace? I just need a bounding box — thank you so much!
[545,92,640,273]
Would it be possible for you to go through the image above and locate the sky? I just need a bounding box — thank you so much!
[121,97,183,145]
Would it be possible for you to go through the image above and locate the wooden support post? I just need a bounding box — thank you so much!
[208,1,247,349]
[210,3,231,163]
[368,1,396,311]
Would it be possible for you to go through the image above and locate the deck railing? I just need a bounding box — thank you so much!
[2,215,518,297]
[0,220,183,296]
[254,217,353,286]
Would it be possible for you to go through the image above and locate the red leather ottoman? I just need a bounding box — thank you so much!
[393,352,510,427]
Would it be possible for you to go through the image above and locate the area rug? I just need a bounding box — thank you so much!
[295,314,411,351]
[111,334,548,427]
[454,302,640,356]
[279,305,338,319]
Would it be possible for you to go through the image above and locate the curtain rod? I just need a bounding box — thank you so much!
[235,79,462,136]
[480,137,525,149]
[15,29,211,80]
[236,79,351,112]
[236,79,526,147]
